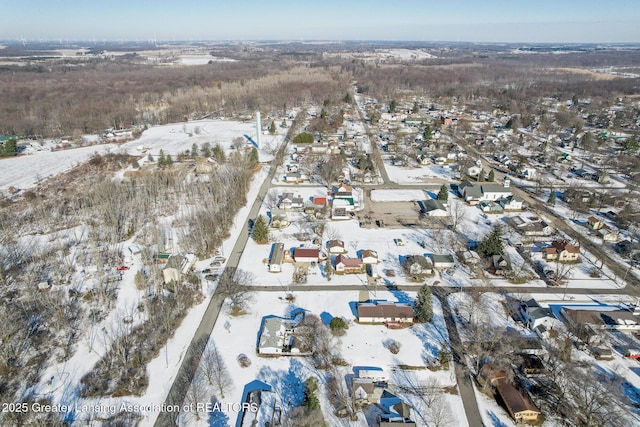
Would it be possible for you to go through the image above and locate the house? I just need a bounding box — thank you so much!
[331,204,349,220]
[480,179,512,202]
[428,254,455,269]
[560,307,640,333]
[597,226,619,243]
[357,301,414,324]
[334,254,364,274]
[278,193,304,210]
[403,255,434,276]
[479,200,504,214]
[257,316,307,355]
[587,216,604,230]
[162,254,196,285]
[491,254,512,275]
[360,249,379,264]
[293,248,320,264]
[312,196,327,206]
[268,243,285,273]
[491,373,541,423]
[519,299,556,330]
[543,240,580,262]
[519,354,545,376]
[457,250,481,266]
[269,208,290,229]
[458,180,483,205]
[499,195,524,211]
[283,172,301,183]
[327,240,346,254]
[418,199,448,217]
[352,378,382,404]
[508,216,553,237]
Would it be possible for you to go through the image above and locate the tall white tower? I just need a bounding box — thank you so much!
[255,111,262,149]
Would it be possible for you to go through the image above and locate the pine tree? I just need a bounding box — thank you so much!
[548,190,557,206]
[389,99,397,113]
[191,143,199,158]
[423,124,432,142]
[251,215,269,244]
[147,153,154,162]
[414,284,433,323]
[212,143,226,163]
[158,149,166,168]
[412,102,419,114]
[325,259,332,281]
[437,184,449,201]
[477,223,504,257]
[488,169,495,182]
[166,154,173,167]
[269,120,276,134]
[248,147,259,167]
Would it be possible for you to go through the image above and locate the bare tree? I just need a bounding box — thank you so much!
[216,269,255,315]
[429,395,454,427]
[200,341,233,398]
[448,200,467,232]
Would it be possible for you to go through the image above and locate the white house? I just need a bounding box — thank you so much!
[268,243,285,273]
[519,299,557,331]
[257,317,297,355]
[428,254,455,269]
[357,301,414,324]
[360,249,379,264]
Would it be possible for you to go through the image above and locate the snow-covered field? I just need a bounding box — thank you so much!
[0,144,116,191]
[385,163,456,184]
[370,189,429,202]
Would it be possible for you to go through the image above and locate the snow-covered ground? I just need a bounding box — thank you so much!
[0,144,116,191]
[370,189,429,202]
[385,163,456,184]
[180,290,467,427]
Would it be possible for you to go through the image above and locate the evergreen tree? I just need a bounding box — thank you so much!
[412,102,419,114]
[488,169,495,182]
[147,153,154,162]
[1,138,18,156]
[477,223,504,257]
[248,147,259,167]
[437,184,449,201]
[201,142,212,158]
[389,99,397,113]
[423,124,432,142]
[548,190,557,206]
[158,149,166,168]
[191,143,199,158]
[212,143,226,163]
[166,154,173,167]
[269,120,276,134]
[414,284,433,323]
[325,259,332,281]
[251,215,269,244]
[281,118,287,128]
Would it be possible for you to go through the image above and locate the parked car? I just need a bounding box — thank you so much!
[212,256,227,263]
[116,265,130,271]
[202,268,212,274]
[205,274,219,281]
[209,261,223,267]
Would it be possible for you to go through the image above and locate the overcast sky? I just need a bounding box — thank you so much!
[1,0,639,43]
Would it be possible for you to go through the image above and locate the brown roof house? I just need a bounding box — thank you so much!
[542,240,580,262]
[293,248,320,264]
[481,366,541,424]
[334,254,364,274]
[327,239,346,254]
[357,301,414,325]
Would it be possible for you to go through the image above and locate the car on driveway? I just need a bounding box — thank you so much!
[116,265,130,271]
[205,274,219,281]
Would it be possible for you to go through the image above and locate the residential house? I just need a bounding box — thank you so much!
[587,216,604,230]
[457,250,481,266]
[162,254,196,285]
[499,195,524,211]
[480,178,512,202]
[257,315,308,355]
[428,254,456,269]
[560,307,640,334]
[351,378,383,404]
[615,240,640,260]
[542,240,580,262]
[360,249,379,264]
[278,193,304,210]
[519,354,545,376]
[327,240,346,254]
[597,226,619,243]
[283,172,301,183]
[334,254,364,274]
[491,254,512,275]
[418,199,448,217]
[357,301,414,324]
[519,299,556,330]
[403,255,434,276]
[458,180,483,205]
[331,203,350,220]
[293,248,320,264]
[490,372,541,424]
[268,243,285,273]
[507,215,553,237]
[312,196,327,207]
[269,208,290,229]
[479,200,504,214]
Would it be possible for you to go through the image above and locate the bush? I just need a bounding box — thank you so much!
[329,317,347,334]
[293,132,314,144]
